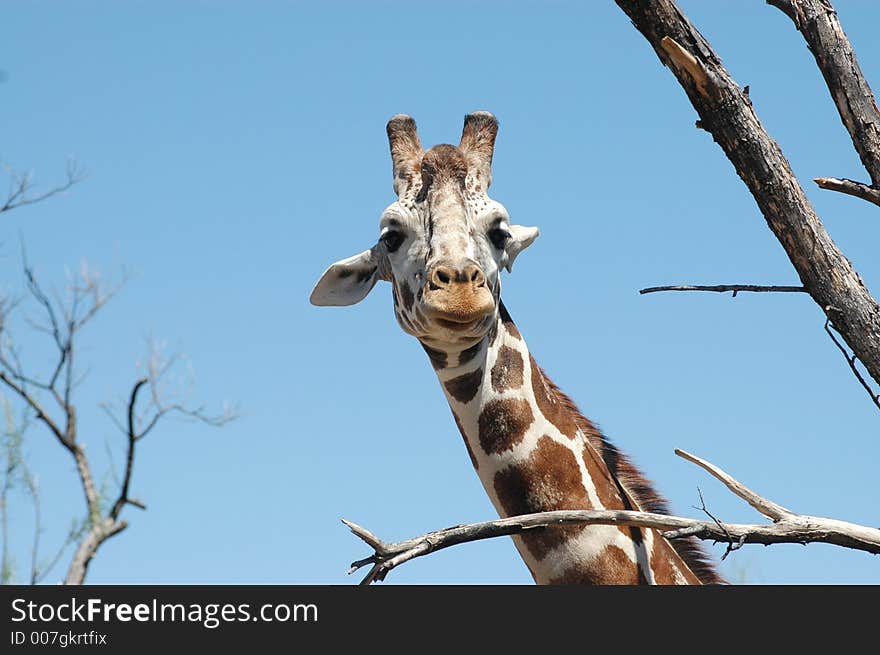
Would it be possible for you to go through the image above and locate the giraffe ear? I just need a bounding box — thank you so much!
[504,225,539,272]
[310,247,382,306]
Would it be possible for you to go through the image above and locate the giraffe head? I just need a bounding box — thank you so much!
[310,112,539,351]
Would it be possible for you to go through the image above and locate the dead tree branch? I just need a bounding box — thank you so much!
[342,449,880,584]
[0,160,85,215]
[768,0,880,198]
[0,371,71,452]
[613,0,880,390]
[693,488,744,561]
[109,378,148,520]
[639,284,806,297]
[814,177,880,208]
[639,281,879,409]
[824,318,880,410]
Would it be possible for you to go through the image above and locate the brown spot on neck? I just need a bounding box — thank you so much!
[491,345,524,392]
[444,367,483,404]
[493,435,591,561]
[549,545,645,585]
[478,398,533,455]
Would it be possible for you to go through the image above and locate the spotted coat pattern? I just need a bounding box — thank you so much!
[431,304,717,585]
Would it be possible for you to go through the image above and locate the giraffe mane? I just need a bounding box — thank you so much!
[535,366,726,585]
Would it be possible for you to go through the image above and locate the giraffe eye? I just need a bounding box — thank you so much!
[382,230,405,253]
[488,228,510,250]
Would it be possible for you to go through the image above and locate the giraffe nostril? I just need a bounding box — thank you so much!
[465,265,485,287]
[429,264,485,290]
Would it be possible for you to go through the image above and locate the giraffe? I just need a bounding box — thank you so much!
[310,112,723,585]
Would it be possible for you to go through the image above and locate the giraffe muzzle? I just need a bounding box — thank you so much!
[422,262,495,328]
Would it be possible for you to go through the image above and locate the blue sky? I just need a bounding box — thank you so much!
[1,0,878,585]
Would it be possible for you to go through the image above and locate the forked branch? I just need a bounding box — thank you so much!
[342,449,880,584]
[1,160,85,215]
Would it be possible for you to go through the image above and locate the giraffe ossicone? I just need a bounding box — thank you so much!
[311,112,723,585]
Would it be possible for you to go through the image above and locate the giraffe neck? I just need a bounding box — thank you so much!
[422,302,702,585]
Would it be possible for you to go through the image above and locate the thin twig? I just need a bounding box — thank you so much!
[824,319,880,411]
[0,372,71,452]
[639,284,806,297]
[693,487,743,561]
[0,161,85,215]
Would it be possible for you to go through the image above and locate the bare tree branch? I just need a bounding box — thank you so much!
[127,340,238,442]
[814,177,880,207]
[768,0,880,191]
[0,160,85,215]
[693,487,744,561]
[673,449,791,520]
[637,283,879,411]
[67,262,130,332]
[110,379,148,520]
[342,449,880,584]
[824,318,880,411]
[13,262,127,584]
[639,284,806,297]
[0,372,71,453]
